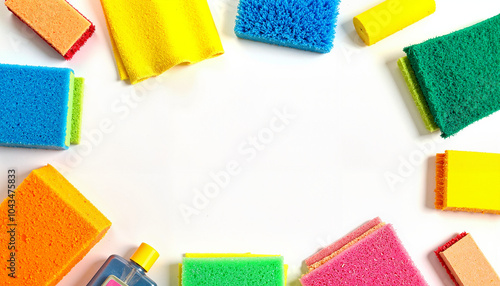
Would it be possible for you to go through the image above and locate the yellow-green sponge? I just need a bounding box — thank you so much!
[70,78,84,144]
[397,57,439,132]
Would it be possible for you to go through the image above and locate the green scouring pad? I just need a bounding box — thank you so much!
[181,256,285,286]
[400,13,500,138]
[70,78,84,144]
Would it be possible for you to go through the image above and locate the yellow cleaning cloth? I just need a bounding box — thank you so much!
[435,150,500,214]
[99,0,224,84]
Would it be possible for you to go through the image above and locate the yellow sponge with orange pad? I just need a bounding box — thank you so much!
[435,150,500,214]
[0,165,111,285]
[5,0,95,60]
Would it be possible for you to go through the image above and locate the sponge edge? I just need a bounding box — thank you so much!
[301,223,429,286]
[397,57,439,132]
[64,72,75,147]
[71,78,85,144]
[64,24,95,60]
[0,164,111,285]
[305,217,382,267]
[434,232,468,286]
[234,0,341,53]
[308,222,386,271]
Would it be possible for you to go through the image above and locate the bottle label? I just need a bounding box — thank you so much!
[102,275,128,286]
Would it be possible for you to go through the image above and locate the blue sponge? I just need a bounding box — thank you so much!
[234,0,341,53]
[0,64,77,150]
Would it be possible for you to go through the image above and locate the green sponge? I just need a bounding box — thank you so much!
[181,256,285,286]
[397,57,439,132]
[70,78,84,144]
[403,14,500,138]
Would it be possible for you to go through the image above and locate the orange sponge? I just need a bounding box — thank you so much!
[436,233,500,286]
[0,165,111,285]
[5,0,95,60]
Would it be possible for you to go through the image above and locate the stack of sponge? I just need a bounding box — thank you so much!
[301,218,428,285]
[0,63,85,150]
[399,14,500,137]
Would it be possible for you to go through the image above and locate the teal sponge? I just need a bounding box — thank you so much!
[181,256,285,286]
[403,14,500,138]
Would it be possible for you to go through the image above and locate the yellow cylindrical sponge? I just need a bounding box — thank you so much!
[353,0,435,46]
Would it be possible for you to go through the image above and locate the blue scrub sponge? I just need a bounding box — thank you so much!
[0,64,82,150]
[234,0,341,53]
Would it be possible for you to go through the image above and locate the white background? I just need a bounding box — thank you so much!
[1,0,500,285]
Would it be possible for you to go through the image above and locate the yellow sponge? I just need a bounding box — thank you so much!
[354,0,435,46]
[99,0,224,84]
[435,150,500,214]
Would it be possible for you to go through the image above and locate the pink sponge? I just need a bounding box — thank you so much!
[300,223,429,286]
[305,217,382,267]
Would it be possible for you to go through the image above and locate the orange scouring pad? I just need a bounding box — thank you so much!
[0,165,111,285]
[5,0,95,60]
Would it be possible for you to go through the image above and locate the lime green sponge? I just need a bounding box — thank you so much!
[70,78,84,144]
[397,57,439,132]
[181,256,285,286]
[402,14,500,138]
